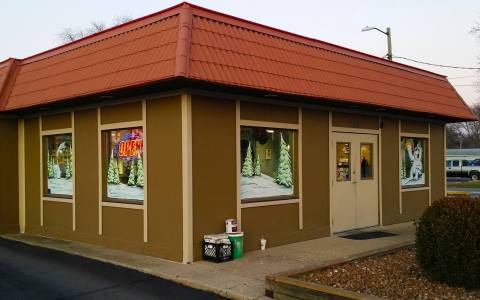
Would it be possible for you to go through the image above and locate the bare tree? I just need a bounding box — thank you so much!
[58,16,132,44]
[447,103,480,149]
[57,28,80,43]
[113,15,132,26]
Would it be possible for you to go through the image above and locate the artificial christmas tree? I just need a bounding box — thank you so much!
[276,133,293,187]
[254,154,261,176]
[47,152,54,179]
[241,142,254,177]
[128,160,137,186]
[65,157,72,179]
[107,151,120,184]
[136,156,144,187]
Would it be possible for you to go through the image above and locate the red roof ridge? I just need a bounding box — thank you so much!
[0,58,20,110]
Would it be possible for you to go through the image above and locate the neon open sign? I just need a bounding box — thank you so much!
[114,132,143,160]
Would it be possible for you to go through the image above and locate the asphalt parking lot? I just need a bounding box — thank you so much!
[0,237,225,300]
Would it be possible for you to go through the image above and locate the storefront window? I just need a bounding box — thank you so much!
[336,142,351,181]
[360,143,373,180]
[240,126,296,202]
[401,137,426,188]
[43,134,73,197]
[104,127,144,202]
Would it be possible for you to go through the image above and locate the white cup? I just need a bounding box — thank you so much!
[260,238,267,251]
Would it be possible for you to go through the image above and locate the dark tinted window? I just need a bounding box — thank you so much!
[452,160,460,167]
[462,159,480,166]
[446,160,451,167]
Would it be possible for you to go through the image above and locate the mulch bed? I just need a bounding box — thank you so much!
[298,247,480,299]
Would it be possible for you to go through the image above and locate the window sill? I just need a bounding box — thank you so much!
[240,198,300,208]
[401,186,430,192]
[42,196,73,203]
[101,201,144,210]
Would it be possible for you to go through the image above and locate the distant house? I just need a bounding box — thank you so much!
[0,2,476,263]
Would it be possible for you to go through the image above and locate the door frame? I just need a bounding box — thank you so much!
[329,121,383,235]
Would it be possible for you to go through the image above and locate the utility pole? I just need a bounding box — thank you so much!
[362,26,393,61]
[386,27,392,61]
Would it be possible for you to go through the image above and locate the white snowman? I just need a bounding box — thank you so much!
[406,142,423,182]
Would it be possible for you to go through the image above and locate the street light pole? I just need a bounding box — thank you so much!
[386,27,392,61]
[361,26,393,61]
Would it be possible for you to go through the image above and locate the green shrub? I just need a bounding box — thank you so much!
[415,197,480,289]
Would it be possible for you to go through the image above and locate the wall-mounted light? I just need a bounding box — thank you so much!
[266,129,274,133]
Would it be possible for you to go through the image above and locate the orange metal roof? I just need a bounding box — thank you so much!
[0,2,476,120]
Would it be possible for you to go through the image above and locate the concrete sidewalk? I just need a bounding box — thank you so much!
[2,222,414,300]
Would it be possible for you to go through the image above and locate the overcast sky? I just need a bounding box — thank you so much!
[1,0,480,104]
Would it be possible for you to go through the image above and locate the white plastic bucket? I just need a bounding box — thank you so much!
[225,219,238,234]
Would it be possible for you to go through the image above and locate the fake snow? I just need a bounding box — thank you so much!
[241,173,293,200]
[48,178,72,196]
[108,183,144,201]
[401,173,425,186]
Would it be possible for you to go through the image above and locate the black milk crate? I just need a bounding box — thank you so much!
[203,241,232,262]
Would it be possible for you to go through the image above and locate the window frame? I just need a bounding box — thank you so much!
[400,135,428,189]
[336,141,351,182]
[101,126,145,205]
[238,120,300,205]
[41,129,74,201]
[360,142,374,180]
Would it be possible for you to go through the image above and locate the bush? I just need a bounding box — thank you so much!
[415,197,480,289]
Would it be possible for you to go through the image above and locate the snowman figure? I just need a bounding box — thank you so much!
[407,142,423,182]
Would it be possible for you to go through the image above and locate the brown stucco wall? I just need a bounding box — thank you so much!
[0,118,19,234]
[101,102,142,124]
[192,96,237,260]
[74,109,99,236]
[381,118,401,225]
[241,101,298,124]
[146,96,183,261]
[22,97,185,262]
[430,123,445,202]
[332,112,379,129]
[401,120,429,134]
[41,112,71,130]
[24,117,41,233]
[402,189,429,219]
[302,109,330,234]
[381,118,434,224]
[242,204,299,250]
[43,201,72,231]
[102,206,143,244]
[242,108,331,251]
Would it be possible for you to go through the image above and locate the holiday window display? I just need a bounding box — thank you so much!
[336,142,351,181]
[401,137,426,187]
[240,127,295,201]
[106,127,144,201]
[44,134,73,196]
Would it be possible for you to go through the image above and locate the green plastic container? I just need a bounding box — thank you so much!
[228,232,244,259]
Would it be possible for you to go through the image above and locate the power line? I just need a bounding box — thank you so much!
[393,56,480,70]
[453,84,478,87]
[449,75,478,79]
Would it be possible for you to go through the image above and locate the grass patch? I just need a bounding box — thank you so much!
[447,181,480,188]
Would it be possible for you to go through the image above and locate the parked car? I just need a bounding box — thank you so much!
[446,156,480,180]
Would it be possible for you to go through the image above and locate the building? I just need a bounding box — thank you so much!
[0,2,476,263]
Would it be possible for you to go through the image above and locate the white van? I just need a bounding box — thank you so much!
[446,155,480,180]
